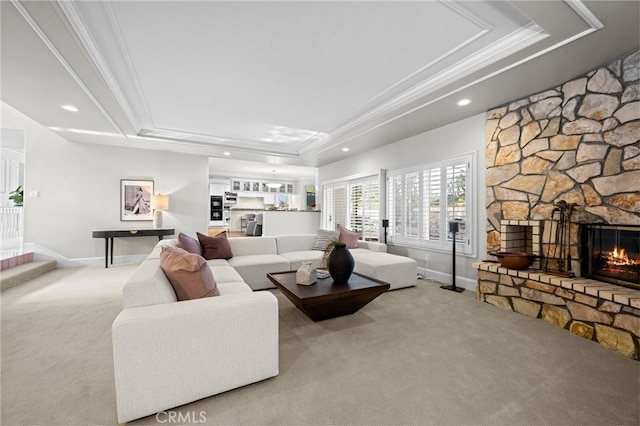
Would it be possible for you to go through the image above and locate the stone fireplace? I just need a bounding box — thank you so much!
[474,49,640,360]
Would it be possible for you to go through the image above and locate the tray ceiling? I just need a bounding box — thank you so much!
[1,1,639,174]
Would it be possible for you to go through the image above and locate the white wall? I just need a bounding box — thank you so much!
[2,102,209,263]
[319,113,487,286]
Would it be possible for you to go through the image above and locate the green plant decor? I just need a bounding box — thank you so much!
[9,185,23,206]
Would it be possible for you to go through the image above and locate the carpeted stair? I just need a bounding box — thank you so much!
[0,257,57,291]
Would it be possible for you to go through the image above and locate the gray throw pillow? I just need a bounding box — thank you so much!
[312,229,340,251]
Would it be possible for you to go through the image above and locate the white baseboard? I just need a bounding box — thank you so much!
[21,243,146,267]
[417,267,476,291]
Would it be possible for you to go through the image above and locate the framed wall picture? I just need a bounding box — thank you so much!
[121,179,154,221]
[252,181,260,192]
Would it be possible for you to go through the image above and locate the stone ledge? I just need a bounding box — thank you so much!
[474,261,640,360]
[473,261,640,309]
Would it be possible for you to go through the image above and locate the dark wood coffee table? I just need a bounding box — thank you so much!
[267,271,390,321]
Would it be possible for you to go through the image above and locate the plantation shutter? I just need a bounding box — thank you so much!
[446,162,467,243]
[349,183,364,232]
[404,171,420,241]
[349,178,379,240]
[387,174,402,238]
[322,187,334,230]
[385,153,473,254]
[423,168,441,241]
[323,184,346,230]
[333,186,346,230]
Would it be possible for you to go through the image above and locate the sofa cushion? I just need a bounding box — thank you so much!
[227,236,278,256]
[177,232,202,255]
[160,246,220,300]
[337,224,361,249]
[275,234,317,254]
[205,258,232,267]
[312,229,340,251]
[197,231,233,260]
[209,265,245,284]
[227,254,289,290]
[216,282,253,295]
[279,250,324,270]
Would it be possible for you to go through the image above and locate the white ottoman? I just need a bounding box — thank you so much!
[352,252,417,290]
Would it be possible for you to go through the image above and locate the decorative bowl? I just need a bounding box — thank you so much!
[491,252,536,270]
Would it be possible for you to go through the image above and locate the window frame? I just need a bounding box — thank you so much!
[322,174,381,241]
[386,153,475,256]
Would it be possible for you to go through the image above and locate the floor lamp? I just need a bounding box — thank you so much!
[441,219,464,293]
[382,219,389,244]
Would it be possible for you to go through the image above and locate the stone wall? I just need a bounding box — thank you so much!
[485,50,640,264]
[479,50,640,360]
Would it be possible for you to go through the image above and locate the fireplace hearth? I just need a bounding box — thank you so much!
[581,224,640,290]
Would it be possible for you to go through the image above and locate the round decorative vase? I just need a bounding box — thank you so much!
[296,261,317,285]
[328,243,354,284]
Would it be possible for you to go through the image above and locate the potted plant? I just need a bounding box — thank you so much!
[9,185,23,206]
[321,239,340,269]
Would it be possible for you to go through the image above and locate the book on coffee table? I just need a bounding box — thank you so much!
[316,269,330,279]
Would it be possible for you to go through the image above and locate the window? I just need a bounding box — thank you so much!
[387,154,473,254]
[349,178,380,240]
[322,184,346,231]
[322,175,380,240]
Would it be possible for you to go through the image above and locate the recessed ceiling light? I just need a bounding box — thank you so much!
[342,147,350,152]
[457,99,471,106]
[223,151,231,156]
[61,104,79,112]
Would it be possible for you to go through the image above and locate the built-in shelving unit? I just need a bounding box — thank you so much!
[230,178,294,194]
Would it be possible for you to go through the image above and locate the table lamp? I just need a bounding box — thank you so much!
[151,194,169,229]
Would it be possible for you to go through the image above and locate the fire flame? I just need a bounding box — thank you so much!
[608,246,639,266]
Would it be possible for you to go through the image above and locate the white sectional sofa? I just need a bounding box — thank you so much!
[112,233,416,423]
[112,242,279,424]
[227,234,417,290]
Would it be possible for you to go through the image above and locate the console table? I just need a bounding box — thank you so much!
[92,228,174,268]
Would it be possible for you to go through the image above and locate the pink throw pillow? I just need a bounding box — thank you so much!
[160,246,220,301]
[337,224,361,249]
[177,232,202,256]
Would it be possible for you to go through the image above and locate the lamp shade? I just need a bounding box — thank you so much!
[151,194,169,211]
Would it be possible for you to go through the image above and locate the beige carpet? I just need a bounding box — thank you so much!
[1,264,639,425]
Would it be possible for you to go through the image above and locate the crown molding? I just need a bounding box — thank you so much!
[298,0,604,158]
[139,128,302,158]
[10,0,127,138]
[565,0,604,30]
[57,1,154,132]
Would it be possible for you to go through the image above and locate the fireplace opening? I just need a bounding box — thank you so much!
[580,224,640,290]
